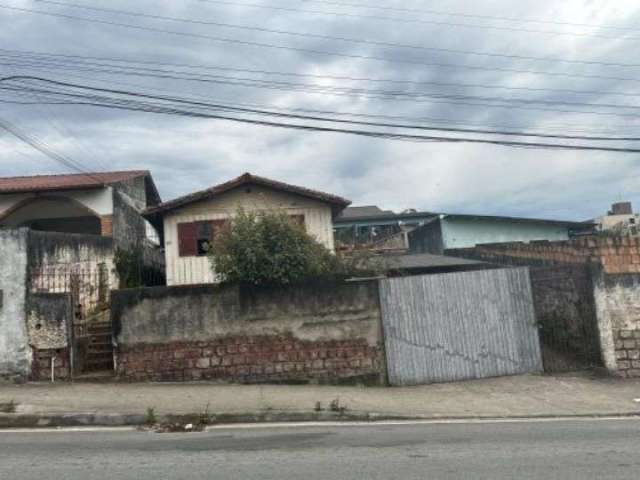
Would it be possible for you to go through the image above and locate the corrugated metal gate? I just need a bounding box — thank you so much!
[379,268,543,386]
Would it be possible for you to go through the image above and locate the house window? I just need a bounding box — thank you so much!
[178,220,227,257]
[289,214,305,228]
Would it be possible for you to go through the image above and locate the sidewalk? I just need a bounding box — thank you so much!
[2,373,640,427]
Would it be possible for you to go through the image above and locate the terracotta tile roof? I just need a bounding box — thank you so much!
[0,170,161,205]
[145,172,351,217]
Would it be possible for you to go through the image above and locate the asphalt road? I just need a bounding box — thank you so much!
[1,419,640,479]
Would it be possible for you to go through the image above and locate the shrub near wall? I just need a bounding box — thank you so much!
[112,280,386,385]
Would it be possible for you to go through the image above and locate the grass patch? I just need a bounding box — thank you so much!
[144,407,157,425]
[0,400,17,413]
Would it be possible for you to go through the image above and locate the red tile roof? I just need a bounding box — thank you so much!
[144,172,351,217]
[0,170,155,194]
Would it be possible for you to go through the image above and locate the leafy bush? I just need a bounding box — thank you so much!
[114,247,165,289]
[208,209,344,286]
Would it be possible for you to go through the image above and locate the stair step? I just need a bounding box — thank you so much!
[87,352,113,358]
[88,345,113,351]
[87,349,113,355]
[89,332,112,338]
[86,360,113,367]
[88,328,112,334]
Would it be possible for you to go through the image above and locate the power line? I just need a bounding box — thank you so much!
[296,0,640,32]
[4,47,640,98]
[30,0,640,68]
[4,76,640,151]
[195,0,640,40]
[5,4,640,84]
[6,58,640,119]
[44,100,640,153]
[4,62,629,137]
[0,115,108,180]
[2,60,110,172]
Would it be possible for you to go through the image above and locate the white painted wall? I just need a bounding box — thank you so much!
[0,187,113,218]
[163,185,335,286]
[441,217,571,249]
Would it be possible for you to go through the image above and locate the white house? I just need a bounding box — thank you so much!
[144,173,351,286]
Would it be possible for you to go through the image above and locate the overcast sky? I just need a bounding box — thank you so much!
[1,0,639,220]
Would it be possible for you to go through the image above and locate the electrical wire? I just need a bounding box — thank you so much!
[30,0,640,68]
[6,58,640,119]
[3,47,639,98]
[295,0,640,32]
[195,0,640,40]
[0,115,108,180]
[4,62,629,137]
[4,76,640,152]
[5,4,640,84]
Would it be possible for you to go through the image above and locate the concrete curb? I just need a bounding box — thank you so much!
[0,411,407,428]
[2,410,640,429]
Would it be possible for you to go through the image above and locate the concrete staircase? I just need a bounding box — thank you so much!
[85,322,114,373]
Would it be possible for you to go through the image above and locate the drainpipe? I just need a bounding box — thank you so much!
[50,355,56,383]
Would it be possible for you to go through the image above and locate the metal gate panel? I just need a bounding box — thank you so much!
[379,268,543,385]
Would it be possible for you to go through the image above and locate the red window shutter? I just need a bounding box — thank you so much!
[177,222,197,257]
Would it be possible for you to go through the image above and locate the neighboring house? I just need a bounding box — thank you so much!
[408,213,594,255]
[334,206,436,250]
[593,202,639,236]
[144,173,351,286]
[0,170,161,248]
[0,170,163,381]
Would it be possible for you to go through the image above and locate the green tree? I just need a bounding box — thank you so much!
[208,209,342,286]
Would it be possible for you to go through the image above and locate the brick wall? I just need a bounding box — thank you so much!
[100,215,113,236]
[112,281,386,385]
[447,236,640,274]
[614,330,640,378]
[30,347,71,381]
[117,334,382,384]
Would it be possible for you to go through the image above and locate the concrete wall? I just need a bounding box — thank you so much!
[593,271,640,377]
[441,217,570,249]
[111,280,385,384]
[112,190,148,250]
[26,293,73,381]
[163,185,336,286]
[0,229,30,381]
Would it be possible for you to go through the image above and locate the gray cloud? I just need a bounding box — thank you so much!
[1,0,639,220]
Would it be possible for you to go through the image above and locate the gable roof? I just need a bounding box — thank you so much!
[0,170,161,205]
[439,213,595,228]
[338,205,395,219]
[144,172,351,217]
